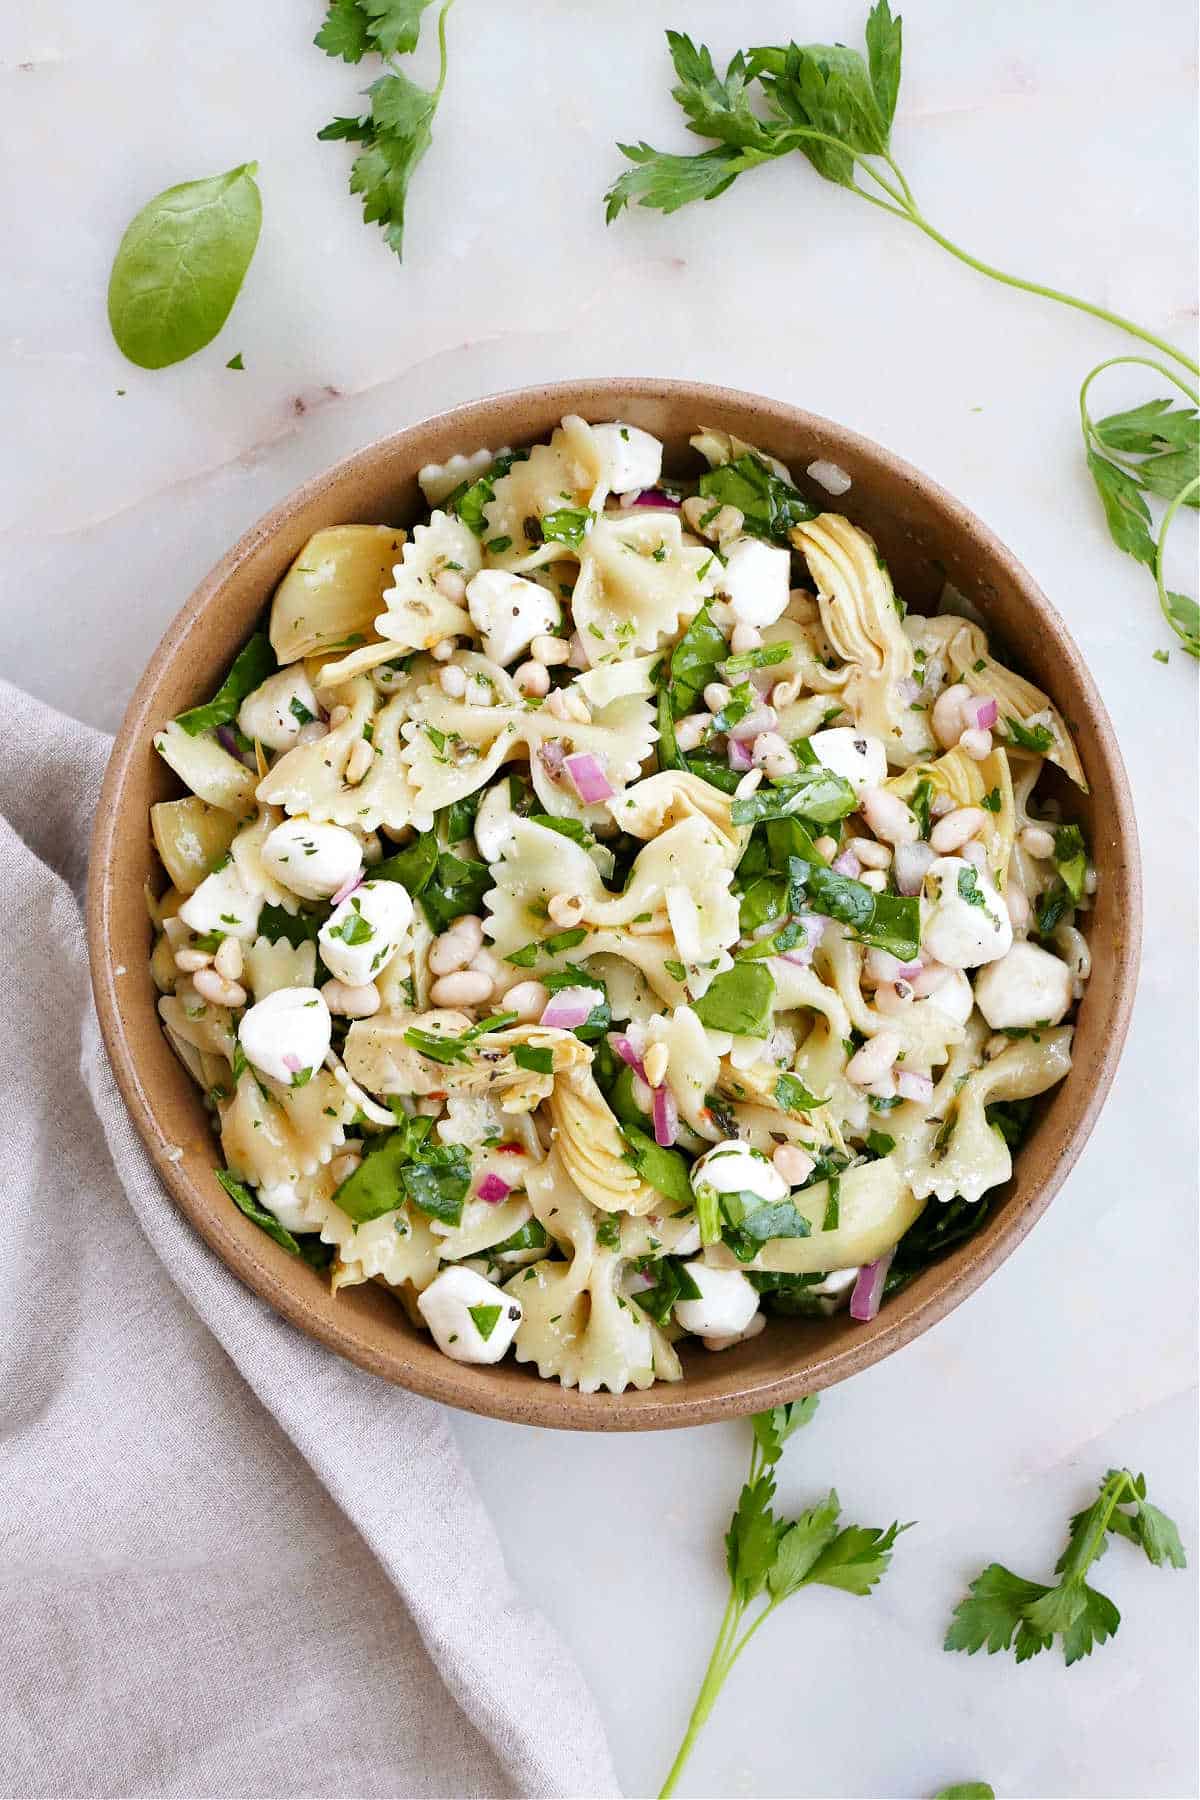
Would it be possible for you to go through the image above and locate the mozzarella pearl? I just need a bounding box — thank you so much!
[674,1262,761,1337]
[417,1266,524,1364]
[238,987,331,1086]
[717,537,792,627]
[258,1182,311,1233]
[466,569,561,667]
[592,421,664,494]
[318,879,413,987]
[807,727,889,800]
[973,941,1073,1030]
[236,668,321,751]
[261,819,363,901]
[178,862,263,943]
[921,856,1013,969]
[690,1140,789,1204]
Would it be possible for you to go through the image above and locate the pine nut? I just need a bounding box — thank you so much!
[323,979,381,1017]
[192,968,246,1009]
[515,661,550,697]
[331,1150,363,1183]
[532,634,570,666]
[860,786,919,846]
[505,979,549,1023]
[958,726,993,760]
[547,892,586,927]
[214,937,243,981]
[674,713,710,752]
[730,624,762,655]
[345,738,374,784]
[860,869,888,892]
[704,682,731,714]
[1019,824,1055,859]
[848,836,892,869]
[813,835,839,860]
[846,1029,901,1087]
[435,569,466,603]
[643,1043,670,1088]
[439,665,467,698]
[174,946,213,973]
[428,915,484,975]
[772,1143,814,1185]
[930,806,986,854]
[431,638,456,662]
[430,968,494,1008]
[932,682,970,749]
[734,769,762,798]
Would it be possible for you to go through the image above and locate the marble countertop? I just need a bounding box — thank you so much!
[4,1,1196,1794]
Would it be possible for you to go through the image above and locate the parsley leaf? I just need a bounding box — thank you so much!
[418,850,490,933]
[468,1301,502,1342]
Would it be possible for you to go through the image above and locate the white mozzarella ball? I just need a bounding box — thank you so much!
[922,966,975,1025]
[691,1140,789,1204]
[262,818,363,901]
[318,879,413,987]
[236,667,321,751]
[178,861,263,942]
[473,781,517,863]
[238,987,331,1086]
[807,727,889,799]
[417,1265,524,1364]
[674,1263,761,1337]
[592,422,664,494]
[466,570,561,667]
[717,537,792,627]
[922,856,1013,969]
[258,1182,311,1233]
[672,1218,702,1257]
[973,941,1073,1029]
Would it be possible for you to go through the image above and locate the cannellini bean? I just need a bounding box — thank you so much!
[435,569,467,603]
[1006,882,1030,930]
[514,661,550,697]
[214,937,243,981]
[763,752,798,781]
[959,726,993,760]
[505,979,549,1023]
[813,835,839,860]
[751,731,792,769]
[439,665,467,699]
[930,806,987,854]
[469,947,505,986]
[931,682,971,749]
[848,836,892,869]
[430,968,495,1008]
[331,1151,363,1184]
[704,682,732,714]
[547,892,586,927]
[730,624,763,655]
[532,634,570,666]
[772,1143,814,1185]
[344,737,374,785]
[193,967,247,1009]
[1019,824,1056,859]
[431,639,456,662]
[428,915,485,975]
[860,869,888,892]
[961,840,988,868]
[674,713,710,752]
[643,1043,670,1087]
[860,786,919,847]
[174,946,213,973]
[322,979,381,1018]
[845,1029,901,1087]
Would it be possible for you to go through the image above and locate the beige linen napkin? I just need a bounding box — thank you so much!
[0,679,619,1800]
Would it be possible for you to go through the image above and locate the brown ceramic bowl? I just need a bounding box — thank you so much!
[87,378,1139,1430]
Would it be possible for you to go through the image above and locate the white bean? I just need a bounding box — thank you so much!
[430,969,495,1008]
[751,731,792,769]
[874,979,915,1015]
[860,869,888,892]
[192,967,247,1009]
[772,1143,814,1185]
[428,915,484,975]
[962,840,988,868]
[323,980,381,1018]
[860,786,919,847]
[813,835,839,860]
[763,753,798,781]
[1019,824,1056,859]
[846,1030,901,1087]
[514,661,550,697]
[958,726,993,761]
[848,836,892,870]
[930,805,987,854]
[173,946,212,973]
[439,665,468,699]
[466,677,495,708]
[505,980,549,1023]
[214,937,243,981]
[704,682,732,715]
[932,682,971,749]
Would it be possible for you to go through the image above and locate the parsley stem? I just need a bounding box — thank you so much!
[658,1592,743,1800]
[433,0,455,103]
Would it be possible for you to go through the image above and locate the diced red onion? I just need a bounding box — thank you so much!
[850,1251,895,1322]
[539,988,596,1030]
[652,1081,678,1148]
[216,724,256,768]
[798,913,826,948]
[833,849,861,878]
[893,841,935,895]
[630,1266,657,1291]
[896,1070,934,1104]
[729,705,777,743]
[538,740,567,780]
[565,751,614,804]
[964,694,998,731]
[331,869,365,908]
[281,1053,301,1074]
[630,488,682,510]
[780,947,814,967]
[727,736,754,772]
[608,1033,647,1082]
[476,1171,511,1204]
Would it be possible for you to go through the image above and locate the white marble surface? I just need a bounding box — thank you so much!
[4,2,1196,1795]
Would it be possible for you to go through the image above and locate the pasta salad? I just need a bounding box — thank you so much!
[148,416,1094,1393]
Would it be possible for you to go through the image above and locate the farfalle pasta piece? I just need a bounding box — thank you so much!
[944,620,1087,789]
[229,806,299,911]
[257,675,430,833]
[269,526,406,666]
[791,514,922,756]
[612,769,746,868]
[242,934,317,1000]
[418,446,498,507]
[764,959,854,1100]
[219,1068,357,1190]
[708,1156,925,1276]
[571,513,717,657]
[884,745,1014,888]
[373,511,482,650]
[482,416,607,570]
[642,1006,722,1139]
[817,926,966,1073]
[548,1064,658,1215]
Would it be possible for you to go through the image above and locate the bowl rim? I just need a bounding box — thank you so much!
[87,376,1141,1430]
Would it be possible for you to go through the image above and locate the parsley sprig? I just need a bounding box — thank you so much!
[946,1467,1185,1667]
[316,0,455,259]
[659,1397,908,1797]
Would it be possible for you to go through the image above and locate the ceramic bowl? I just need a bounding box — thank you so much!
[87,378,1140,1429]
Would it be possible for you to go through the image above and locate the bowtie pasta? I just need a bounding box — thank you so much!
[148,417,1094,1394]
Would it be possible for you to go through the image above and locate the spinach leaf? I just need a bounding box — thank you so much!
[789,858,921,961]
[693,963,776,1037]
[717,1191,812,1263]
[775,1073,825,1114]
[333,1116,433,1225]
[419,850,491,932]
[697,454,816,541]
[667,604,728,717]
[400,1141,471,1225]
[257,901,329,948]
[623,1126,694,1208]
[215,1167,304,1255]
[632,1256,702,1326]
[444,791,481,844]
[108,163,263,369]
[373,831,438,894]
[730,766,857,827]
[175,633,276,736]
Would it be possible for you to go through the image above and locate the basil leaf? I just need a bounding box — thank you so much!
[418,851,491,932]
[684,752,743,794]
[721,642,793,677]
[175,633,276,736]
[765,813,828,867]
[908,776,934,838]
[468,1302,502,1341]
[693,963,775,1037]
[623,1126,694,1208]
[538,507,594,547]
[333,1117,434,1225]
[719,1191,812,1261]
[489,1217,551,1258]
[215,1167,303,1255]
[738,874,789,935]
[444,791,481,844]
[108,163,263,369]
[697,453,816,541]
[374,831,438,894]
[514,1044,554,1074]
